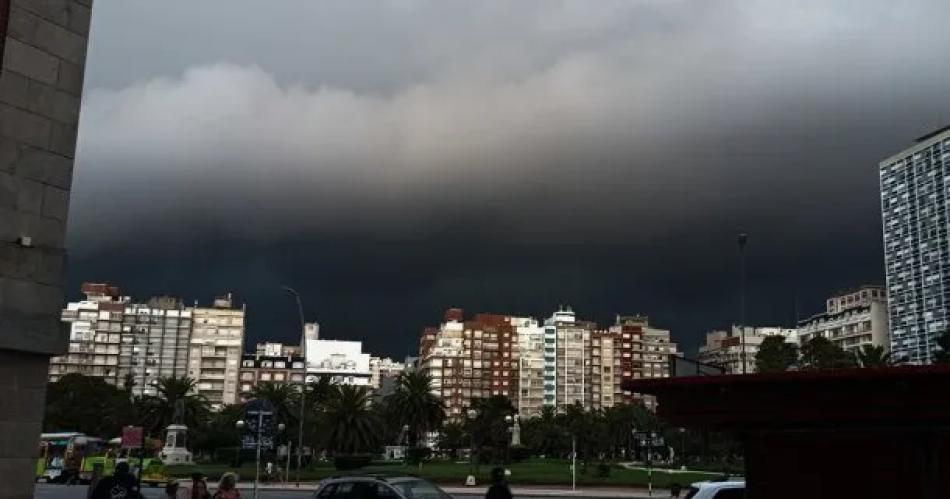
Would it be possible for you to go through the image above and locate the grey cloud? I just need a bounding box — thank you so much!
[70,0,950,252]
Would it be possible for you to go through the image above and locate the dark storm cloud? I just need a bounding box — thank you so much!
[67,0,950,355]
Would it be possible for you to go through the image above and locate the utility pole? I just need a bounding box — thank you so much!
[738,233,748,374]
[282,286,307,487]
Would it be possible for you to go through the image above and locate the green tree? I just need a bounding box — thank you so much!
[436,421,467,459]
[854,344,892,368]
[137,376,211,435]
[250,382,297,425]
[322,384,379,454]
[192,403,244,461]
[469,395,516,463]
[934,331,950,363]
[755,336,799,372]
[521,406,565,457]
[385,371,445,448]
[799,337,857,369]
[44,374,133,438]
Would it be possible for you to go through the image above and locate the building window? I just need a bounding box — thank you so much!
[260,373,272,381]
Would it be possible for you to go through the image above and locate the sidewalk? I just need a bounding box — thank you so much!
[235,482,669,498]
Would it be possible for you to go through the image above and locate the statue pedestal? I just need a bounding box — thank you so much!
[160,424,193,465]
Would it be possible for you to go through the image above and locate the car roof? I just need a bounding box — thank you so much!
[320,474,424,484]
[691,480,745,489]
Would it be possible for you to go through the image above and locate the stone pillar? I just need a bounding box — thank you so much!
[0,0,93,498]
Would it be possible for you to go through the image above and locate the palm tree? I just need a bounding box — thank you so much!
[322,384,379,454]
[138,376,211,435]
[854,345,892,368]
[385,371,445,448]
[250,382,297,424]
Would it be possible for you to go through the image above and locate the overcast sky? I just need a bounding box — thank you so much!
[67,0,950,356]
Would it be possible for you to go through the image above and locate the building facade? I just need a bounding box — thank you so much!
[698,326,798,374]
[189,295,245,409]
[420,308,677,417]
[369,356,406,391]
[0,1,94,493]
[303,337,372,385]
[123,296,192,397]
[880,126,950,364]
[238,342,306,402]
[419,309,519,419]
[51,283,127,384]
[797,286,889,354]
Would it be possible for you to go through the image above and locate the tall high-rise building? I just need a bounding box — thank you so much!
[419,309,519,419]
[51,283,128,384]
[880,126,950,364]
[189,294,245,409]
[607,315,677,410]
[123,296,192,397]
[545,307,591,408]
[513,316,545,417]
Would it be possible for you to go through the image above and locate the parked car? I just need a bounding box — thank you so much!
[683,479,745,499]
[315,474,453,499]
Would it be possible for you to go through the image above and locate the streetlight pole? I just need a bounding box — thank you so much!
[679,428,687,471]
[738,233,748,374]
[466,409,478,486]
[282,285,307,487]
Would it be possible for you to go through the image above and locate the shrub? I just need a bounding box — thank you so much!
[334,454,373,470]
[406,447,432,465]
[509,446,533,463]
[595,463,611,478]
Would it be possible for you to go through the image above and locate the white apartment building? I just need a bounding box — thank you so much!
[698,325,798,374]
[189,295,245,409]
[52,283,128,385]
[513,316,545,417]
[303,338,372,385]
[369,356,406,390]
[545,307,591,409]
[797,285,889,355]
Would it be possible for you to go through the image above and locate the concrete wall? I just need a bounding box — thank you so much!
[0,0,92,497]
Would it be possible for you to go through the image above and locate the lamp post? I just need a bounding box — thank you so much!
[679,428,687,471]
[466,408,478,485]
[237,405,284,499]
[504,415,513,465]
[281,285,307,487]
[738,233,748,374]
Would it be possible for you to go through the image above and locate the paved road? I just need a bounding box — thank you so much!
[35,484,667,499]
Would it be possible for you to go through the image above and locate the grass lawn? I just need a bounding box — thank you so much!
[168,459,722,488]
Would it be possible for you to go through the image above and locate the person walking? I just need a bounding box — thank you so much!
[485,467,512,499]
[186,472,212,499]
[213,472,241,499]
[89,462,142,499]
[86,463,105,499]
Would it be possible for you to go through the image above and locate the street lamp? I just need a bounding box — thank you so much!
[466,408,478,484]
[282,285,307,487]
[738,233,748,374]
[679,428,687,471]
[504,415,515,465]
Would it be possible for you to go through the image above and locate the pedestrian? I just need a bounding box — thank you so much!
[188,472,212,499]
[90,462,142,499]
[213,472,241,499]
[86,463,104,499]
[164,480,182,499]
[485,467,512,499]
[669,483,682,498]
